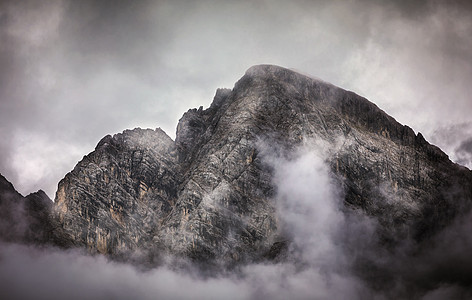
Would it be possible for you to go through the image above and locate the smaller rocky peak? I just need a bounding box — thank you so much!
[95,134,114,150]
[0,175,53,244]
[24,190,53,238]
[96,128,174,154]
[209,88,232,110]
[415,132,427,146]
[0,173,16,191]
[176,108,208,161]
[176,88,234,164]
[0,173,23,201]
[414,132,449,162]
[115,127,172,148]
[25,190,53,208]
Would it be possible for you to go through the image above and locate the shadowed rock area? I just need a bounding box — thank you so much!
[0,174,53,243]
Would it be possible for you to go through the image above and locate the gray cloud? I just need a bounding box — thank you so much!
[0,242,250,300]
[430,122,472,169]
[253,140,376,299]
[0,0,471,197]
[1,1,472,298]
[455,138,472,167]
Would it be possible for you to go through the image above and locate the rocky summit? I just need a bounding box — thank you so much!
[0,174,53,244]
[47,64,472,268]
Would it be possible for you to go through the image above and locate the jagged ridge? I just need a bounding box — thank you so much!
[0,174,53,243]
[51,64,472,264]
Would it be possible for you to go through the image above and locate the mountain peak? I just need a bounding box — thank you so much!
[0,174,53,243]
[243,64,328,86]
[50,66,472,275]
[25,190,52,207]
[245,64,287,76]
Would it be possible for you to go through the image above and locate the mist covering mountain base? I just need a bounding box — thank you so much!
[1,65,472,299]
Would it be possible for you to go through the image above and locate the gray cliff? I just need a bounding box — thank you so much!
[52,65,472,266]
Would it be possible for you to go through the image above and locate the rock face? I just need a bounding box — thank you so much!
[52,65,472,264]
[0,174,53,244]
[54,128,178,256]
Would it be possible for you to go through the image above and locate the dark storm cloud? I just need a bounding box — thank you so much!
[0,0,471,196]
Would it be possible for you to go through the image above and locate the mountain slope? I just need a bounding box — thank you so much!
[52,65,472,266]
[0,174,53,243]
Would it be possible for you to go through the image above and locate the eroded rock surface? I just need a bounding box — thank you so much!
[54,128,178,256]
[52,65,472,264]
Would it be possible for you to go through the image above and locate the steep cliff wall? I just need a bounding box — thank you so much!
[52,65,472,264]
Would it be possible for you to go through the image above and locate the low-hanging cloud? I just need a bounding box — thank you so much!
[0,242,250,300]
[248,140,376,299]
[2,138,472,299]
[1,139,375,299]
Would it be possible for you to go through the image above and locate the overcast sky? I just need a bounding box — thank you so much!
[1,0,471,198]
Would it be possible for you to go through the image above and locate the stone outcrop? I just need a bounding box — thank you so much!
[51,65,472,264]
[0,174,53,243]
[53,128,179,256]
